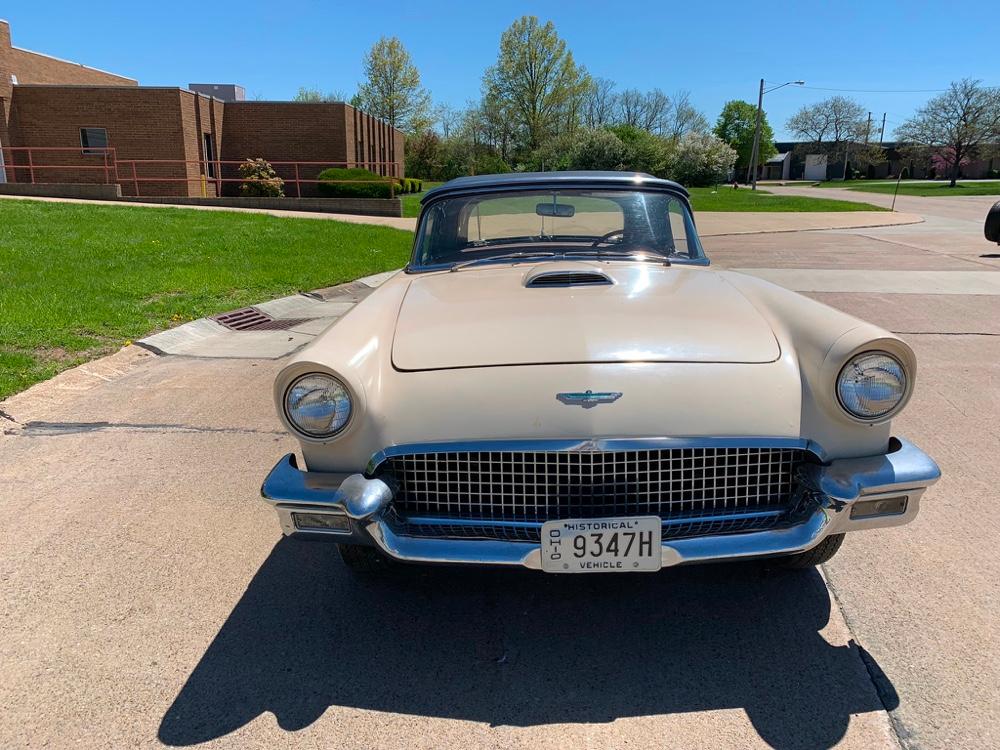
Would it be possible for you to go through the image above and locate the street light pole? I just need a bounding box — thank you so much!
[748,79,804,191]
[748,78,765,189]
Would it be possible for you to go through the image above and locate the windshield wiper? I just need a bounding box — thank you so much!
[450,251,557,271]
[559,249,672,265]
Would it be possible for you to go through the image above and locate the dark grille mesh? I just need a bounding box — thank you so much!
[379,447,809,541]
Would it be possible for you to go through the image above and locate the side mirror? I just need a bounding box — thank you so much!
[986,201,1000,244]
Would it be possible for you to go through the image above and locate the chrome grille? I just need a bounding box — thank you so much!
[379,447,810,541]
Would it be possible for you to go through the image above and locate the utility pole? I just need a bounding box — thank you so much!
[878,112,886,146]
[746,79,765,188]
[747,78,804,190]
[864,112,872,145]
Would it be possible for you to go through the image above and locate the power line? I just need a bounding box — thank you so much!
[795,85,949,93]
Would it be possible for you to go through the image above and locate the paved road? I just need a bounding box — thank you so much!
[1,192,997,749]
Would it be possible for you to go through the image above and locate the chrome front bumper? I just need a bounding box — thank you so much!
[260,437,940,569]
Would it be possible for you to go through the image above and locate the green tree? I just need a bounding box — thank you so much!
[896,79,1000,186]
[570,129,627,170]
[714,100,776,172]
[607,124,672,176]
[293,87,347,103]
[483,16,591,155]
[355,37,432,133]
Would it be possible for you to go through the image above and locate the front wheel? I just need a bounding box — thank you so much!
[337,544,395,575]
[778,534,845,569]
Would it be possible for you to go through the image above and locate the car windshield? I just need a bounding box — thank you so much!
[411,188,705,269]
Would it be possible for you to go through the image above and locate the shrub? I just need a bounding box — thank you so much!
[666,132,737,187]
[528,132,577,172]
[238,158,284,197]
[569,129,627,171]
[317,168,394,199]
[607,124,673,176]
[473,154,511,176]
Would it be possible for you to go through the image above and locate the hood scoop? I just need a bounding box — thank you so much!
[524,269,612,288]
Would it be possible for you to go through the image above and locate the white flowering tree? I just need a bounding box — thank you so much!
[667,133,737,186]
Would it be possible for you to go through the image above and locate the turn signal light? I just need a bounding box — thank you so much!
[292,512,351,532]
[850,496,908,519]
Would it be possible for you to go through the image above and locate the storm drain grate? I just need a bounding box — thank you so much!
[212,307,311,332]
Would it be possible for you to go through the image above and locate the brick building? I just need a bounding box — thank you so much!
[0,20,404,197]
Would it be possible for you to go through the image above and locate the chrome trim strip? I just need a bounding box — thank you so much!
[398,508,787,531]
[366,436,825,474]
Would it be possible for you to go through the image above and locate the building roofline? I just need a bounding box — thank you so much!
[8,45,137,84]
[11,83,228,104]
[225,99,347,105]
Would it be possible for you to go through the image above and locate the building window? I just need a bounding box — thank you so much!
[203,133,216,178]
[80,127,109,156]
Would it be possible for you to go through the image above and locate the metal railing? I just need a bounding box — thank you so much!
[0,146,402,199]
[0,146,119,185]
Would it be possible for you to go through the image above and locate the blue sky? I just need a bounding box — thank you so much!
[5,1,999,139]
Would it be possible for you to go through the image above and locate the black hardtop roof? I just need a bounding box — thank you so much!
[421,171,689,204]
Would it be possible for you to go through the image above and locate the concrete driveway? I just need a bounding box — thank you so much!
[1,192,997,749]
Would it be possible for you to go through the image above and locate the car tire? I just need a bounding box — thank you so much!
[337,544,394,575]
[778,534,845,569]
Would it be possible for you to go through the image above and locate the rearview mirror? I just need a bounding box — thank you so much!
[536,202,575,218]
[986,201,1000,244]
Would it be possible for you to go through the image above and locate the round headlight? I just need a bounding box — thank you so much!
[284,373,352,437]
[836,351,907,420]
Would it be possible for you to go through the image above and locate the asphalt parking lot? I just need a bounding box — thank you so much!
[1,191,997,749]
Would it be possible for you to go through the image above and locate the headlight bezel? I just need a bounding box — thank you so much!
[282,372,354,440]
[835,349,909,423]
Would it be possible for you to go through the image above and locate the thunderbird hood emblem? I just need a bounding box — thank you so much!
[557,390,623,408]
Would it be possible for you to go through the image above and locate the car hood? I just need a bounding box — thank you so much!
[391,262,780,370]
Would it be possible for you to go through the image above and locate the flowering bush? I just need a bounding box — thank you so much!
[930,147,971,179]
[667,133,737,187]
[238,158,285,197]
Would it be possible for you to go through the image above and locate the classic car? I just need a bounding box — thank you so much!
[261,171,940,575]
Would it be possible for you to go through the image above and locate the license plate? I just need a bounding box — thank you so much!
[540,516,661,573]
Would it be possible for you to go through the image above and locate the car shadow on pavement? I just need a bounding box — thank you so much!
[158,538,897,749]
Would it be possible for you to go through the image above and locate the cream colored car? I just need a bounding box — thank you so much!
[262,171,940,575]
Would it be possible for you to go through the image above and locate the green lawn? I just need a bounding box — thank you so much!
[686,186,883,212]
[820,180,1000,197]
[402,181,880,216]
[0,200,414,399]
[402,182,444,217]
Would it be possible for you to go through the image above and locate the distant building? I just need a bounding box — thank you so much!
[769,140,998,181]
[761,151,791,181]
[0,20,404,195]
[188,83,245,102]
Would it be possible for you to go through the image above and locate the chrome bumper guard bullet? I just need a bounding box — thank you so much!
[260,437,940,569]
